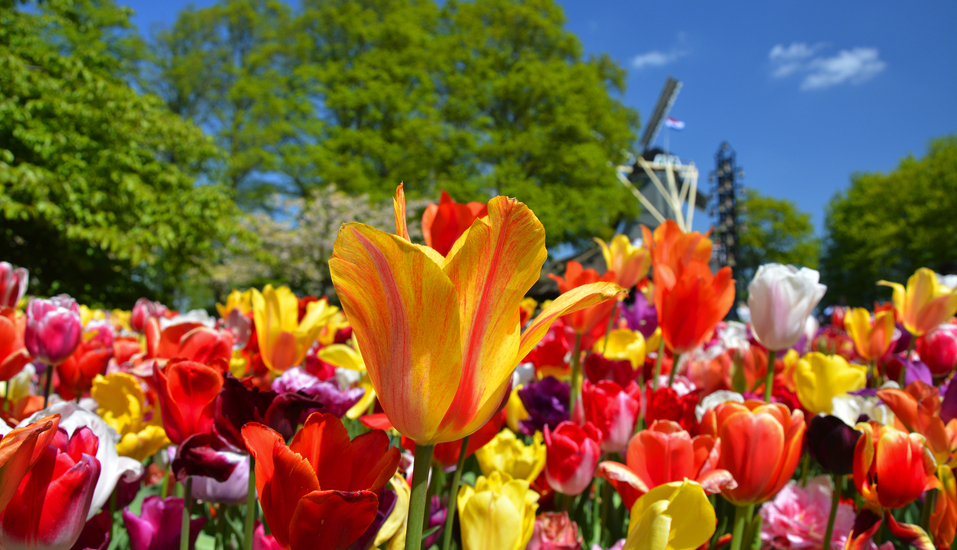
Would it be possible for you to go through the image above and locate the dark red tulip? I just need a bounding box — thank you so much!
[807,414,861,475]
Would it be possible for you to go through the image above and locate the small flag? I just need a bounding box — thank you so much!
[665,117,685,130]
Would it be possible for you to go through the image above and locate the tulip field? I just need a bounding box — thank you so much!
[2,184,957,550]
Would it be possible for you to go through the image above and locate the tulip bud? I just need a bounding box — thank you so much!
[130,298,168,334]
[0,262,28,309]
[543,421,602,496]
[747,264,827,352]
[806,415,861,475]
[917,325,957,378]
[580,380,641,453]
[854,421,937,509]
[24,295,82,366]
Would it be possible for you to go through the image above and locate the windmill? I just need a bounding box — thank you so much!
[616,77,706,236]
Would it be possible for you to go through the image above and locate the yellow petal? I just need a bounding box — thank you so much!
[376,474,410,547]
[795,352,866,415]
[625,481,716,550]
[518,282,624,360]
[316,344,365,371]
[330,223,463,444]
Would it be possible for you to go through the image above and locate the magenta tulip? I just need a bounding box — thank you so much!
[123,496,205,550]
[917,324,957,378]
[24,295,82,366]
[0,262,28,309]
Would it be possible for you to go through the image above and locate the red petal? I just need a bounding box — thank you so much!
[289,413,353,493]
[288,490,379,550]
[348,431,399,493]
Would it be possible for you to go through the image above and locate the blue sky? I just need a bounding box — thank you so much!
[121,0,957,234]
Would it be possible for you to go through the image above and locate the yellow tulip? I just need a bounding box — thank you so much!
[844,308,896,361]
[380,474,411,549]
[623,480,716,550]
[794,352,866,415]
[78,305,106,327]
[317,311,351,346]
[92,373,170,461]
[596,328,647,368]
[110,309,132,332]
[474,429,546,483]
[595,234,653,290]
[781,348,801,391]
[879,267,957,337]
[505,385,529,432]
[216,289,253,318]
[251,285,339,373]
[316,343,377,419]
[520,297,538,325]
[457,471,539,550]
[646,327,662,355]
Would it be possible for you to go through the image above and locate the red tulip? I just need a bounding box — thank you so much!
[153,359,225,445]
[242,413,400,550]
[0,308,31,382]
[130,298,169,334]
[597,420,734,510]
[0,426,101,550]
[645,386,701,436]
[0,262,28,309]
[656,261,734,355]
[57,321,114,400]
[0,414,60,512]
[24,295,82,366]
[548,262,618,336]
[917,324,957,378]
[420,190,489,257]
[854,420,939,509]
[580,380,641,453]
[701,401,805,506]
[543,421,602,496]
[641,220,713,308]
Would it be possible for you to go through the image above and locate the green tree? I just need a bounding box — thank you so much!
[821,136,957,306]
[736,188,820,288]
[0,0,243,307]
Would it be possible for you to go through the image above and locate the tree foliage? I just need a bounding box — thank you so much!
[737,188,820,288]
[821,136,957,306]
[149,0,641,247]
[0,0,242,307]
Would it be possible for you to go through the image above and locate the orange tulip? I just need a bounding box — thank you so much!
[701,401,805,506]
[853,420,938,509]
[0,414,60,512]
[879,268,957,337]
[641,220,713,309]
[657,261,735,355]
[594,234,652,290]
[242,413,400,550]
[329,185,621,445]
[596,420,734,510]
[844,307,896,362]
[251,285,339,373]
[931,466,957,548]
[421,190,489,257]
[548,261,619,336]
[153,359,224,445]
[877,381,957,465]
[0,309,30,382]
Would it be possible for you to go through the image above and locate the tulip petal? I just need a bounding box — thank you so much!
[596,461,648,510]
[0,414,59,512]
[393,184,410,241]
[349,431,400,493]
[718,408,785,505]
[885,510,935,550]
[288,413,353,493]
[330,223,463,444]
[288,490,379,550]
[845,509,883,550]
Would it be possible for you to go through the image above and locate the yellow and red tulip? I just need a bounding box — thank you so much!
[595,234,652,290]
[252,285,339,373]
[879,267,957,337]
[853,420,938,509]
[844,307,896,362]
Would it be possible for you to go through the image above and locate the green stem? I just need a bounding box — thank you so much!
[406,444,435,550]
[667,353,682,388]
[441,436,470,550]
[161,466,171,499]
[181,476,193,550]
[867,360,876,389]
[729,504,753,550]
[800,453,811,487]
[823,474,843,550]
[569,333,583,411]
[42,365,54,408]
[763,349,777,402]
[217,504,227,550]
[243,457,256,550]
[652,339,665,390]
[922,488,938,532]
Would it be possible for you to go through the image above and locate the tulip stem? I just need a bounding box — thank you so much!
[763,350,777,402]
[922,488,938,532]
[652,339,665,390]
[800,453,810,487]
[243,457,256,550]
[181,476,193,550]
[823,474,843,550]
[569,333,583,412]
[730,504,754,550]
[42,365,54,408]
[441,436,470,550]
[667,353,681,388]
[407,444,435,550]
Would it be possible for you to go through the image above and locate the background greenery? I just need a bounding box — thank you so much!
[1,0,954,309]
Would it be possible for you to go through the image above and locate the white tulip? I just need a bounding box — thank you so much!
[748,264,827,351]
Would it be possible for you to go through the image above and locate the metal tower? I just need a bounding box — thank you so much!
[709,142,743,269]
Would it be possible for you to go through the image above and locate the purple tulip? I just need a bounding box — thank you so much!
[621,293,658,339]
[0,262,28,309]
[123,496,205,550]
[70,510,111,550]
[24,295,82,366]
[171,433,239,482]
[806,415,861,475]
[518,376,571,435]
[424,495,448,548]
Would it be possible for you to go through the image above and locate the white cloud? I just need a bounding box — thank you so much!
[632,49,686,70]
[769,42,886,90]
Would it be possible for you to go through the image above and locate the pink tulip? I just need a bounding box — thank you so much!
[917,324,957,378]
[580,380,641,454]
[544,421,602,496]
[24,295,82,366]
[527,512,583,550]
[130,298,168,334]
[0,263,28,309]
